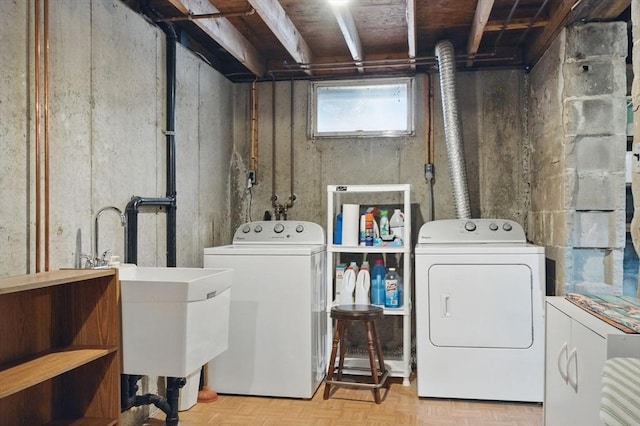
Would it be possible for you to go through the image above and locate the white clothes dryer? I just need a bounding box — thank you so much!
[203,221,326,399]
[415,219,545,402]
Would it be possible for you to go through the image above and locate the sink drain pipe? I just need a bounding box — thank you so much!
[435,40,471,219]
[121,7,182,425]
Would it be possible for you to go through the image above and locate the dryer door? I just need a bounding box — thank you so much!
[428,263,533,349]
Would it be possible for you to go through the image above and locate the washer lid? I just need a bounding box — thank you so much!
[204,244,325,256]
[417,219,526,244]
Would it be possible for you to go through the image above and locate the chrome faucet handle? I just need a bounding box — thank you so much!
[81,254,95,269]
[99,249,112,266]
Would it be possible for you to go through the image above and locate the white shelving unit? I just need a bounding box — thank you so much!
[326,184,412,386]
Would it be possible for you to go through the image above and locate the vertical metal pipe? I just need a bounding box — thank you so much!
[44,0,50,271]
[164,25,177,267]
[250,81,258,172]
[288,77,295,207]
[35,0,42,273]
[435,40,471,219]
[271,77,278,211]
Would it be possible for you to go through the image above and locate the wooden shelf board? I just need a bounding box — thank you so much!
[0,346,117,399]
[46,417,118,426]
[0,269,115,295]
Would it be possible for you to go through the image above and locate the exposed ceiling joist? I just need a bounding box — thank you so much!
[525,0,630,67]
[330,3,364,73]
[407,0,416,70]
[484,17,548,32]
[466,0,495,67]
[166,0,266,76]
[247,0,314,73]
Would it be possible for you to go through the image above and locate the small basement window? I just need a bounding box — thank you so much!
[310,78,414,138]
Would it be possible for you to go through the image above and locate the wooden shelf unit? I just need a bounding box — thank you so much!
[0,269,120,425]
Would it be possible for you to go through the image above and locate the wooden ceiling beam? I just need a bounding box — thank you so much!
[330,3,365,73]
[165,0,266,76]
[524,0,630,67]
[466,0,495,67]
[247,0,315,73]
[484,17,548,32]
[407,0,416,70]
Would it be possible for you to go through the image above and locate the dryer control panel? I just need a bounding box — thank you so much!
[417,219,526,244]
[232,221,325,244]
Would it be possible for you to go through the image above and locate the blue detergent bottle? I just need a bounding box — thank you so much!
[384,267,403,308]
[371,259,386,306]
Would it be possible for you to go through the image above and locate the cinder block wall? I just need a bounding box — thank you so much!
[529,22,628,295]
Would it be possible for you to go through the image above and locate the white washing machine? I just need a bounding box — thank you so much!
[415,219,545,402]
[203,221,326,399]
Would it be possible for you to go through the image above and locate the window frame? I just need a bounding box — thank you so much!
[309,77,415,139]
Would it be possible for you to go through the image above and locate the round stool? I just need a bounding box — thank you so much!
[323,304,389,403]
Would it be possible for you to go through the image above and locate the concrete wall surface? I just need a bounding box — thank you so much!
[230,70,530,235]
[0,0,234,277]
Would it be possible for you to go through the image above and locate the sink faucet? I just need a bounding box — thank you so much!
[94,206,127,267]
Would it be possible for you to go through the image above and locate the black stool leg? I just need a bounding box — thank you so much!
[324,319,344,400]
[337,320,349,381]
[365,320,382,403]
[371,320,388,389]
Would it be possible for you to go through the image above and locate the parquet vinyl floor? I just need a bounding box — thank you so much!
[145,378,543,425]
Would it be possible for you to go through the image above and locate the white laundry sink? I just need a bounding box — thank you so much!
[119,265,233,378]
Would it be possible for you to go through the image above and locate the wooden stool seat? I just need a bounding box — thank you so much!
[323,304,389,404]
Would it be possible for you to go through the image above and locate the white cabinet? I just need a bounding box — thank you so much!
[544,297,640,426]
[326,184,412,386]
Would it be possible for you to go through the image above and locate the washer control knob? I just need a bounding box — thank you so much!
[254,225,263,233]
[242,225,251,233]
[296,225,304,233]
[503,222,512,231]
[274,223,285,233]
[489,223,499,231]
[464,221,476,232]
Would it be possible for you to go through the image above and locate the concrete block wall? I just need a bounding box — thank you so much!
[530,22,628,295]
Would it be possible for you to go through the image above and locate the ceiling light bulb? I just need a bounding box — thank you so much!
[328,0,350,6]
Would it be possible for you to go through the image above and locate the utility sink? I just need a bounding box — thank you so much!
[119,265,233,378]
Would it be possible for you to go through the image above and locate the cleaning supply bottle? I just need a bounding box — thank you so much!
[359,213,367,246]
[390,209,405,242]
[379,210,390,237]
[334,213,343,245]
[355,261,370,304]
[364,213,374,246]
[340,265,356,305]
[384,267,402,308]
[371,259,386,306]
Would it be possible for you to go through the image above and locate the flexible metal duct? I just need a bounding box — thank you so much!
[435,40,471,219]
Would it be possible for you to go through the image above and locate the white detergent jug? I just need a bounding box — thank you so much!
[355,267,371,305]
[390,209,405,242]
[340,268,356,305]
